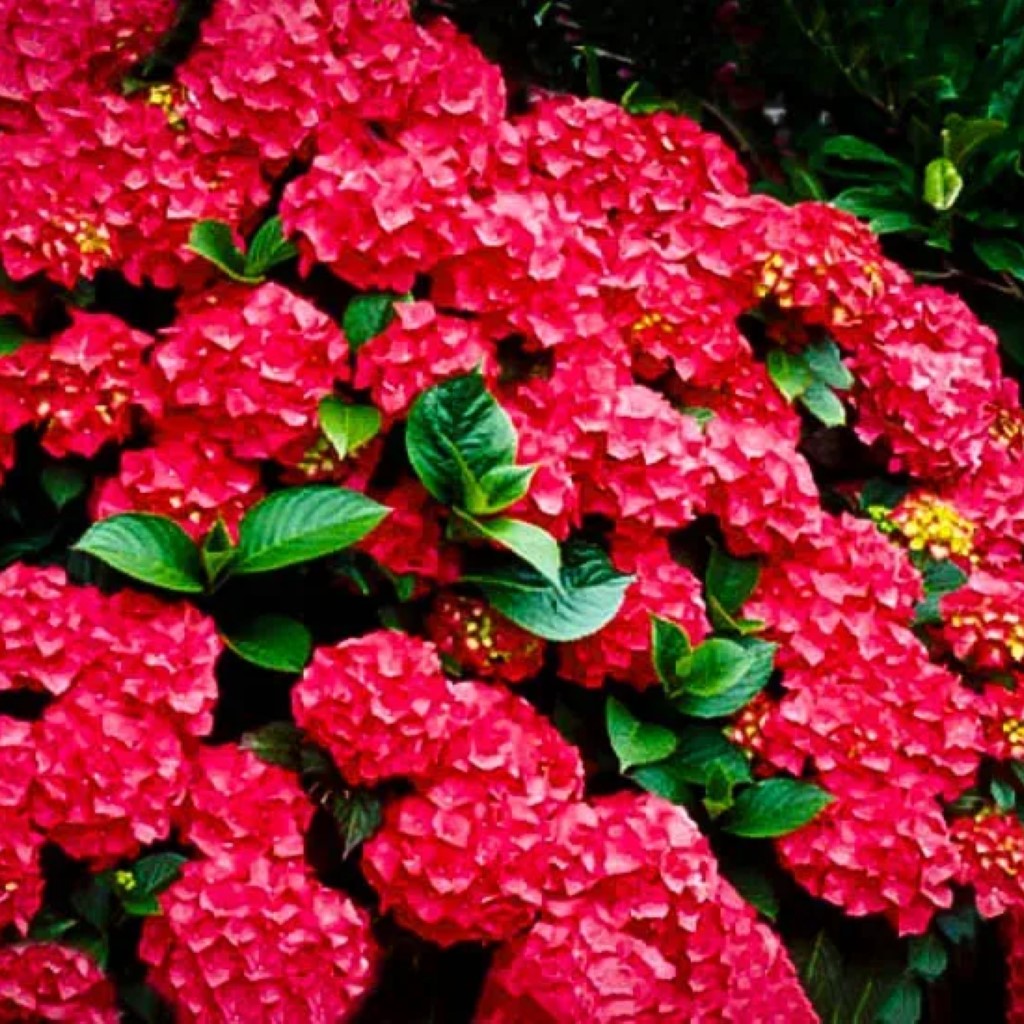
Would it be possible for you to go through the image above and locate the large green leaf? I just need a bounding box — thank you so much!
[465,541,632,642]
[723,778,833,838]
[453,510,561,585]
[234,487,389,575]
[669,724,752,786]
[817,135,912,178]
[73,514,204,594]
[221,615,313,673]
[670,639,776,718]
[187,220,252,282]
[833,187,920,234]
[684,638,752,697]
[606,697,678,773]
[706,547,760,616]
[405,371,519,509]
[974,237,1024,282]
[343,293,400,351]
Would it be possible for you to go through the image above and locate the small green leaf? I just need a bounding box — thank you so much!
[992,777,1017,812]
[606,697,678,773]
[706,547,760,616]
[74,514,204,594]
[319,397,382,461]
[943,115,1006,167]
[859,478,909,512]
[0,317,26,356]
[724,863,780,920]
[343,293,400,351]
[41,465,88,510]
[241,722,305,771]
[472,464,536,515]
[132,853,187,897]
[922,559,968,596]
[818,135,911,173]
[908,934,948,981]
[703,761,737,817]
[453,510,561,585]
[805,339,855,390]
[767,349,813,401]
[684,638,753,697]
[234,487,389,575]
[876,978,923,1024]
[465,540,632,642]
[833,187,920,234]
[723,778,833,838]
[221,614,313,673]
[651,616,692,689]
[935,904,979,945]
[201,519,235,587]
[629,760,695,805]
[405,372,519,509]
[187,220,253,282]
[799,381,847,427]
[670,639,776,718]
[121,894,162,917]
[244,216,297,277]
[327,789,382,858]
[923,158,963,211]
[71,879,113,932]
[28,910,78,941]
[974,237,1024,283]
[669,724,752,786]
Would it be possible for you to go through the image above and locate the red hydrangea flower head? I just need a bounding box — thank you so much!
[0,719,43,934]
[153,283,347,463]
[140,857,378,1024]
[940,569,1024,671]
[353,301,494,416]
[21,311,161,458]
[30,690,189,865]
[175,743,313,870]
[953,808,1024,918]
[426,592,545,684]
[0,942,118,1023]
[93,434,263,539]
[292,630,454,787]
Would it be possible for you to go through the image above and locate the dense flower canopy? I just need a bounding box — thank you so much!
[1,0,1023,1019]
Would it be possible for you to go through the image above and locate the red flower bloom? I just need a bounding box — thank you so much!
[940,569,1024,671]
[0,717,42,935]
[292,630,454,788]
[140,857,378,1024]
[0,942,118,1023]
[94,433,262,539]
[175,743,313,871]
[953,809,1024,918]
[426,592,545,684]
[30,690,189,866]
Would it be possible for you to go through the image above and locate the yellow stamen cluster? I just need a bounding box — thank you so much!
[631,311,675,338]
[147,84,187,131]
[297,437,339,479]
[950,608,1024,662]
[1002,717,1024,750]
[71,219,112,256]
[754,252,794,309]
[972,809,1024,878]
[114,869,137,893]
[890,495,975,561]
[95,389,130,427]
[992,407,1024,453]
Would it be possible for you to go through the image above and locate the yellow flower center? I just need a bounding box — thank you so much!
[992,407,1024,453]
[889,495,975,560]
[147,84,187,131]
[114,870,137,892]
[1003,717,1024,747]
[72,219,112,256]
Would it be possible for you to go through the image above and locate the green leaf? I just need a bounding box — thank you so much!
[234,487,389,575]
[876,978,923,1024]
[465,541,632,642]
[201,519,235,587]
[669,724,752,786]
[453,510,561,585]
[318,397,382,461]
[121,894,162,917]
[908,934,948,981]
[833,187,920,234]
[241,722,305,772]
[651,616,693,690]
[767,349,813,401]
[703,761,737,816]
[671,639,776,718]
[71,879,113,932]
[221,614,313,673]
[922,559,968,596]
[28,909,78,941]
[943,115,1006,167]
[683,638,752,697]
[818,135,911,173]
[327,789,382,859]
[800,382,847,427]
[723,778,833,838]
[859,478,909,512]
[0,317,26,356]
[473,464,536,515]
[935,904,979,945]
[923,158,963,211]
[405,372,519,509]
[73,514,204,594]
[629,760,695,805]
[706,547,759,616]
[132,853,187,897]
[41,465,87,510]
[724,863,779,920]
[187,220,253,282]
[244,216,297,277]
[993,777,1017,812]
[974,237,1024,282]
[606,697,678,773]
[805,339,855,390]
[343,293,400,351]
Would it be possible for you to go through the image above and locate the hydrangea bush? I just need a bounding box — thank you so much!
[1,0,1023,1020]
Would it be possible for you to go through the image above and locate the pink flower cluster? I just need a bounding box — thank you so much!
[2,0,1024,1016]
